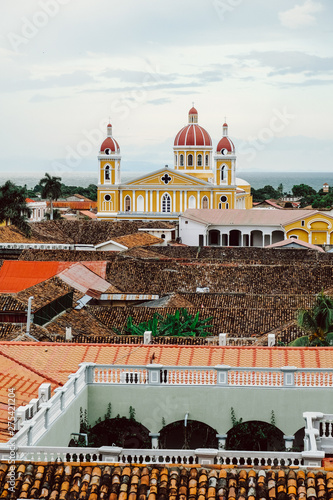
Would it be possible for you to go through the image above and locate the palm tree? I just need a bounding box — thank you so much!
[39,173,62,220]
[0,181,31,235]
[291,291,333,346]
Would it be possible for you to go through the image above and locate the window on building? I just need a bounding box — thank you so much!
[197,154,202,166]
[301,220,305,227]
[202,196,209,209]
[180,154,184,166]
[125,196,131,212]
[199,234,204,246]
[205,154,209,166]
[137,195,144,212]
[104,194,111,201]
[162,193,171,213]
[189,195,196,209]
[175,154,177,166]
[188,154,193,166]
[221,166,225,182]
[105,165,110,180]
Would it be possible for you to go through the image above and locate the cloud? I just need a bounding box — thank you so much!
[279,0,323,29]
[232,51,333,79]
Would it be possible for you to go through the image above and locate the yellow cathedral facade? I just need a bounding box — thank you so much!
[97,107,252,220]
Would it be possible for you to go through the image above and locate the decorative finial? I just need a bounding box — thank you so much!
[192,101,194,107]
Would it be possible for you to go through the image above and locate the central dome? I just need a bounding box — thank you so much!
[174,108,212,147]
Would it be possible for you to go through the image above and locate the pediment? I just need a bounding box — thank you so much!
[124,168,209,187]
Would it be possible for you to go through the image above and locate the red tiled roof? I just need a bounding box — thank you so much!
[0,261,108,293]
[216,136,235,153]
[0,342,332,442]
[80,210,97,219]
[100,136,120,153]
[49,201,97,210]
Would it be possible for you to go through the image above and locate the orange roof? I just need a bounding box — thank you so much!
[0,261,108,292]
[80,210,97,219]
[48,202,97,210]
[0,342,333,442]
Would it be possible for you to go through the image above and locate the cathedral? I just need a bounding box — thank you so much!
[97,107,252,220]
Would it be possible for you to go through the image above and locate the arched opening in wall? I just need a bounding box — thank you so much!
[137,195,144,212]
[180,154,184,166]
[159,420,218,449]
[226,420,284,451]
[202,196,209,209]
[208,229,220,246]
[205,154,209,167]
[102,194,113,212]
[197,154,202,166]
[81,417,151,448]
[175,154,177,166]
[105,165,110,181]
[229,230,242,247]
[187,154,193,167]
[162,193,171,213]
[125,196,131,212]
[188,195,196,209]
[250,230,263,247]
[221,166,225,182]
[293,427,305,452]
[272,230,284,244]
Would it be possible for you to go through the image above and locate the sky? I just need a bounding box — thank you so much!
[0,0,332,183]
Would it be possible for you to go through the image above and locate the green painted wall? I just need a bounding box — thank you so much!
[36,388,88,446]
[88,385,333,437]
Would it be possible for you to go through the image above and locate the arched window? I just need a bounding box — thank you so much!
[180,154,184,166]
[137,195,144,212]
[188,154,193,166]
[205,154,209,166]
[162,193,171,213]
[103,193,113,212]
[125,195,131,212]
[105,165,110,181]
[175,154,177,166]
[188,195,196,209]
[221,166,225,182]
[202,196,209,209]
[197,154,202,166]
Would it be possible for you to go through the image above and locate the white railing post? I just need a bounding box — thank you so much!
[219,333,227,346]
[149,433,160,449]
[215,365,230,386]
[284,435,294,451]
[216,434,227,450]
[268,334,275,347]
[281,366,297,386]
[302,411,325,467]
[79,362,96,384]
[195,448,218,465]
[99,446,123,462]
[144,331,152,344]
[147,364,163,385]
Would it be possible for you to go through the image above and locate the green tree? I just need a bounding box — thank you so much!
[39,173,62,220]
[0,181,31,236]
[290,291,333,346]
[251,185,279,203]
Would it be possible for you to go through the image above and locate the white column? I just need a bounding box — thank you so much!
[120,190,123,211]
[210,191,213,209]
[133,191,136,212]
[145,190,148,212]
[180,190,183,213]
[197,191,200,209]
[173,191,176,213]
[185,191,188,211]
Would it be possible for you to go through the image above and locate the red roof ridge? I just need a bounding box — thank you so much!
[0,346,64,387]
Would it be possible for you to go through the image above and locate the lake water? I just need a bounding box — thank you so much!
[1,171,332,194]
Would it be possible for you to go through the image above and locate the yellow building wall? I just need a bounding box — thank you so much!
[100,160,115,184]
[310,221,329,230]
[216,160,232,185]
[285,229,309,242]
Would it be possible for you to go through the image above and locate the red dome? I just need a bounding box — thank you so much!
[100,136,120,153]
[189,107,198,115]
[216,136,235,153]
[174,124,212,147]
[223,122,228,127]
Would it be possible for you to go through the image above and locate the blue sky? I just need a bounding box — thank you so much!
[0,0,332,181]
